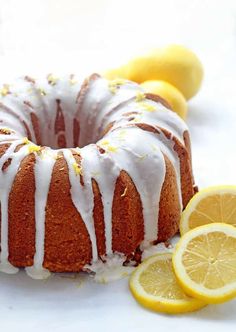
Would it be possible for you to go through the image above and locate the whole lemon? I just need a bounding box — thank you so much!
[104,65,129,81]
[141,80,187,119]
[104,45,203,100]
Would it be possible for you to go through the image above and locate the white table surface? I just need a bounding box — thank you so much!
[0,0,236,331]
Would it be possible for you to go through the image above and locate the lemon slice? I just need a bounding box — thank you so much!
[129,253,206,314]
[173,223,236,304]
[180,185,236,235]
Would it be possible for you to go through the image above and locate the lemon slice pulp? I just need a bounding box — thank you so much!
[173,223,236,304]
[180,185,236,235]
[129,253,206,314]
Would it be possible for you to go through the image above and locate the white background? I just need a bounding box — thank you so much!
[0,0,236,331]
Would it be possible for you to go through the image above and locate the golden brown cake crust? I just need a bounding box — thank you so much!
[3,123,194,272]
[92,179,106,258]
[0,74,196,275]
[157,155,181,242]
[8,153,36,267]
[43,154,92,272]
[112,170,144,255]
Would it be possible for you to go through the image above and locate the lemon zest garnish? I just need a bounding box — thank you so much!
[100,277,108,284]
[47,74,58,86]
[108,78,126,94]
[139,154,148,160]
[99,140,118,153]
[108,86,117,94]
[138,101,156,112]
[121,187,127,197]
[107,145,118,153]
[0,127,12,135]
[111,78,127,85]
[135,92,145,102]
[23,137,30,144]
[0,84,10,97]
[118,130,127,138]
[72,162,82,175]
[132,116,142,123]
[38,88,47,96]
[100,140,109,146]
[69,78,78,85]
[151,144,158,151]
[28,144,41,154]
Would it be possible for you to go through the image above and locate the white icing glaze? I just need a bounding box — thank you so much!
[62,148,99,261]
[34,75,82,148]
[98,126,171,247]
[0,74,192,280]
[85,253,135,283]
[79,145,120,256]
[26,148,56,279]
[100,97,187,144]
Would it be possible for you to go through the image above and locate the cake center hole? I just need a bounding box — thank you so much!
[35,100,99,149]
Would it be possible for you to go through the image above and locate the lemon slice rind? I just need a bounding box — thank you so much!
[129,253,206,314]
[173,223,236,304]
[180,185,236,235]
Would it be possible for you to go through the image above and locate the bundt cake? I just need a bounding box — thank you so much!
[0,73,196,279]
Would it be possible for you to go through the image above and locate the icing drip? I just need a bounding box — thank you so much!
[62,148,99,261]
[0,74,193,280]
[77,77,144,146]
[26,148,56,279]
[34,75,82,148]
[100,97,187,144]
[98,126,167,246]
[63,145,120,258]
[86,253,135,283]
[79,145,120,255]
